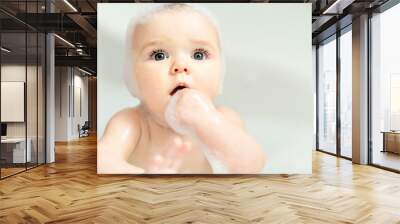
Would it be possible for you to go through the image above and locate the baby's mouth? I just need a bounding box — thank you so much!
[170,83,188,96]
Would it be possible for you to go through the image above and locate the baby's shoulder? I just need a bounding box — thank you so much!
[106,107,142,132]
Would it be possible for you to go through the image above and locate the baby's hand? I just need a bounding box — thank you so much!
[146,137,191,174]
[98,145,145,174]
[165,88,218,136]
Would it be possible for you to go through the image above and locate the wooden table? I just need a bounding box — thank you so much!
[381,131,400,154]
[1,138,32,164]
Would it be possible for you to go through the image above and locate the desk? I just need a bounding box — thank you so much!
[1,138,31,163]
[382,131,400,154]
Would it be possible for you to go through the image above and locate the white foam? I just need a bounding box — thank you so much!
[164,92,228,173]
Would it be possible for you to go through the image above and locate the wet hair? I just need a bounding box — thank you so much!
[124,3,225,98]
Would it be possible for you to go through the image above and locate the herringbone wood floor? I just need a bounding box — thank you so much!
[1,135,400,224]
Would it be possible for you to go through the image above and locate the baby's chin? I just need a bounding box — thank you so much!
[138,102,172,127]
[155,117,171,129]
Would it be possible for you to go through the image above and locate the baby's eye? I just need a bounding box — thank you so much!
[150,49,169,61]
[192,48,209,60]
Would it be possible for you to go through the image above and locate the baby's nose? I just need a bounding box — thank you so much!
[173,67,188,73]
[171,58,190,75]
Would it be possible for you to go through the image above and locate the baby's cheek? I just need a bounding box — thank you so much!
[138,83,168,115]
[196,76,219,98]
[195,62,221,93]
[148,91,169,109]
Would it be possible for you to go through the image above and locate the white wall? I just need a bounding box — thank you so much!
[55,67,68,141]
[55,67,89,141]
[98,3,313,174]
[72,73,89,138]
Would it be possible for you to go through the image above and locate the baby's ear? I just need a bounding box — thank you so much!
[217,106,245,130]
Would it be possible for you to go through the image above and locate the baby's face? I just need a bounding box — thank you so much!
[131,8,222,126]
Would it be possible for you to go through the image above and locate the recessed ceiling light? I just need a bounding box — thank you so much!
[1,47,11,53]
[323,0,354,15]
[63,0,78,12]
[78,67,93,76]
[54,34,75,48]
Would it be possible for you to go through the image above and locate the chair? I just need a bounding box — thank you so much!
[79,121,90,138]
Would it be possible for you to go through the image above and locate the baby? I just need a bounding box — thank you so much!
[98,3,266,174]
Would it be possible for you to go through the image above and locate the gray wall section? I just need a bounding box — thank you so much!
[46,33,55,163]
[352,14,369,164]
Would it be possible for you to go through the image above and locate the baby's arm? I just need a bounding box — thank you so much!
[196,106,266,173]
[97,108,144,174]
[166,89,266,173]
[98,108,191,174]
